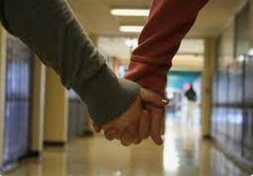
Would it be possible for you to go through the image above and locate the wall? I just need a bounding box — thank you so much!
[220,20,235,68]
[30,58,46,152]
[201,38,215,137]
[44,68,68,144]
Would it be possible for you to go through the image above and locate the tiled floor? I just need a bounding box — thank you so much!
[2,114,251,176]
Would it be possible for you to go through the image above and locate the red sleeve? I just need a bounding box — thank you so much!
[124,0,209,96]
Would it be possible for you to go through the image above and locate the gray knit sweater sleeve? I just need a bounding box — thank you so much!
[0,0,140,126]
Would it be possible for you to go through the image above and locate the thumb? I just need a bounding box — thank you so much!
[140,88,169,107]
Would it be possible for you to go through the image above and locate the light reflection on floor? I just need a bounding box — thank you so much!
[2,110,251,176]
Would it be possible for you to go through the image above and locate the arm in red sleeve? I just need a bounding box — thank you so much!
[125,0,209,95]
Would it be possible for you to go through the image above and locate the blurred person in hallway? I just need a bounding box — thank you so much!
[185,84,197,125]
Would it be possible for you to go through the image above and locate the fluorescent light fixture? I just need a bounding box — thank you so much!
[111,9,150,17]
[125,39,138,49]
[248,48,253,56]
[120,25,143,33]
[236,55,245,62]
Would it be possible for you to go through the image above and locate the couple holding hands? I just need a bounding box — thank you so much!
[0,0,208,146]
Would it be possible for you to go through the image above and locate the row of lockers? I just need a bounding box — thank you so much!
[212,55,253,169]
[3,35,33,166]
[1,35,90,170]
[213,56,253,106]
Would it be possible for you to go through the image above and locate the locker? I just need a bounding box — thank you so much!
[68,90,89,139]
[243,111,253,163]
[243,56,253,166]
[212,72,220,138]
[68,93,78,139]
[228,65,236,105]
[216,107,222,144]
[244,56,253,106]
[226,108,233,150]
[220,107,227,137]
[217,70,228,105]
[231,108,243,145]
[242,110,250,148]
[3,35,33,166]
[233,63,244,105]
[212,106,218,137]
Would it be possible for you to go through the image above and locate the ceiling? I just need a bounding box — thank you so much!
[67,0,244,71]
[98,37,204,57]
[68,0,244,38]
[97,37,204,70]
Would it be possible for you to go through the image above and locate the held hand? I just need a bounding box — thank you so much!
[100,96,148,146]
[101,96,142,138]
[92,88,168,146]
[109,105,165,146]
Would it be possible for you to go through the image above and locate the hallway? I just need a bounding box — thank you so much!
[2,115,251,176]
[0,0,253,175]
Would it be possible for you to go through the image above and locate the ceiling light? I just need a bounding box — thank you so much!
[248,48,253,56]
[120,25,144,33]
[111,9,150,17]
[236,55,245,62]
[125,39,138,49]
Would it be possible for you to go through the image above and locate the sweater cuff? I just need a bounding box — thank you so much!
[124,60,169,96]
[74,66,140,126]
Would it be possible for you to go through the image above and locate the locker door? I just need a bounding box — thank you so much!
[68,90,88,139]
[242,55,253,167]
[217,69,228,148]
[68,90,79,139]
[244,56,253,106]
[3,35,33,165]
[235,61,244,158]
[77,104,88,135]
[212,36,222,142]
[211,73,219,138]
[227,61,244,159]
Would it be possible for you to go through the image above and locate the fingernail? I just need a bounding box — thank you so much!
[161,99,169,105]
[143,110,149,114]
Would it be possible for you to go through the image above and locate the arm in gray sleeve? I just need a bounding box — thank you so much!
[0,0,140,126]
